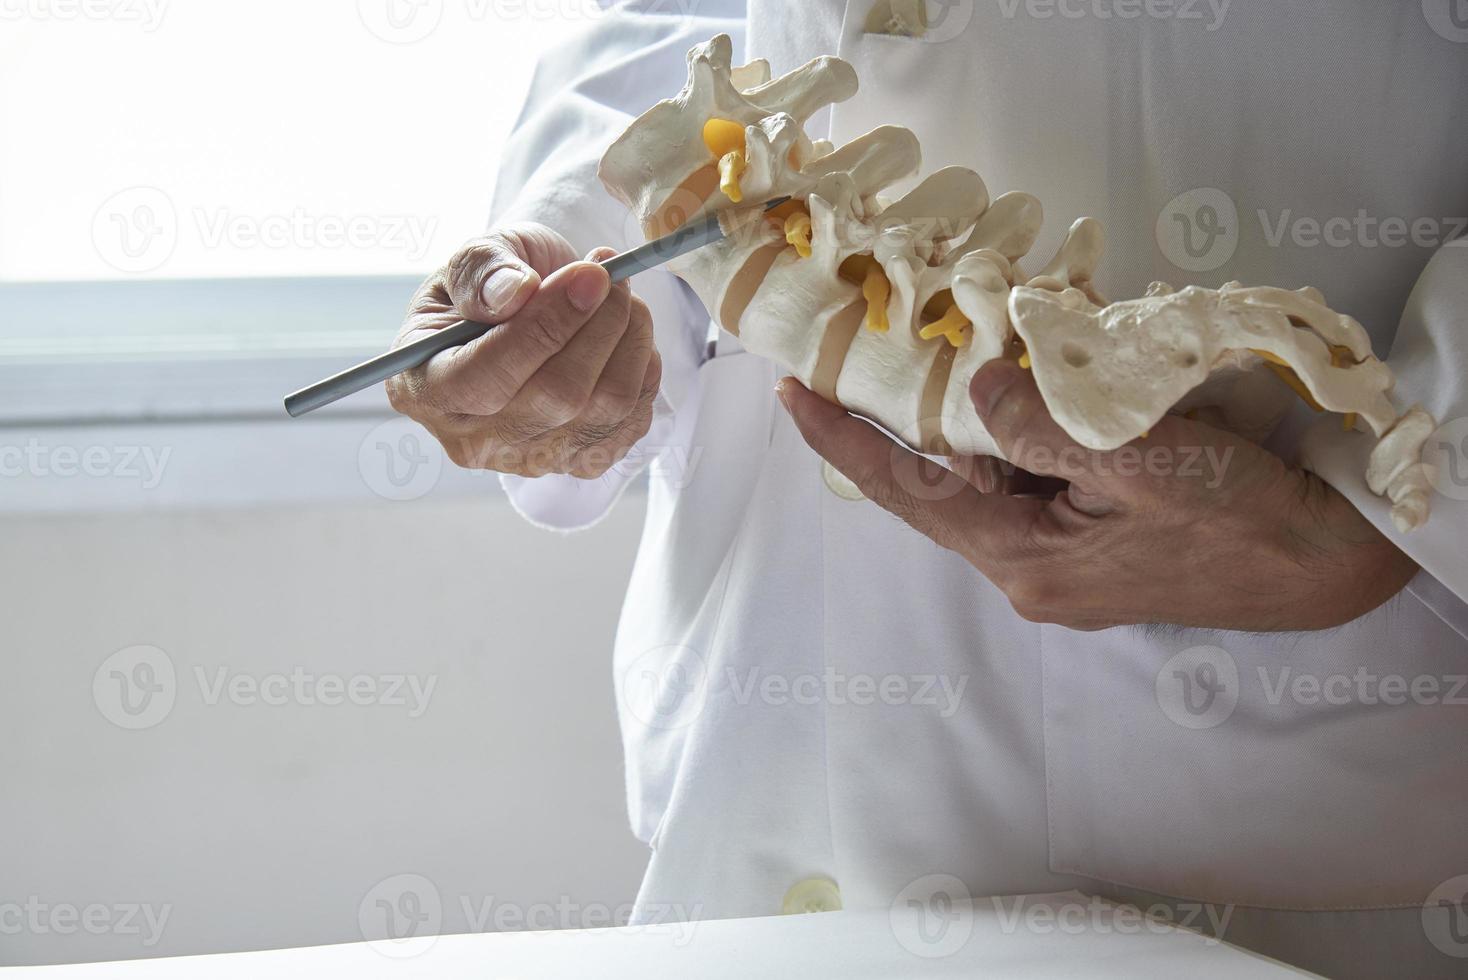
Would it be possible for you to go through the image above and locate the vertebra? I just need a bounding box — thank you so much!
[598,35,1435,531]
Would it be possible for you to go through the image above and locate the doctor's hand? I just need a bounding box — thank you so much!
[386,223,661,478]
[778,362,1417,632]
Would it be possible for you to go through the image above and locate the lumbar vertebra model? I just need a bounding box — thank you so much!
[598,35,1436,530]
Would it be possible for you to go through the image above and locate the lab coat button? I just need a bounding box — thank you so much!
[822,461,865,501]
[782,877,843,914]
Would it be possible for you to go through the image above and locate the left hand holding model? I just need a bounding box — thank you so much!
[778,360,1416,632]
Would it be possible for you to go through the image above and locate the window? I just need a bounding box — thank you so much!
[0,0,605,422]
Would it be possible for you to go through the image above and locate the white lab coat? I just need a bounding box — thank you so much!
[489,3,1468,976]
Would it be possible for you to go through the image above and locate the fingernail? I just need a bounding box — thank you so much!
[568,264,610,313]
[970,360,1019,417]
[774,378,793,410]
[482,268,529,313]
[585,245,618,262]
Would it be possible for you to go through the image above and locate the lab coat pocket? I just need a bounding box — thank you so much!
[1039,605,1468,911]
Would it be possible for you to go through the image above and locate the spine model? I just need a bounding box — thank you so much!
[598,35,1436,531]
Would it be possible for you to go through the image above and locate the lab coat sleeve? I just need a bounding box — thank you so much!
[487,0,747,531]
[1301,238,1468,634]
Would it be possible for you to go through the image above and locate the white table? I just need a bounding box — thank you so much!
[5,891,1317,979]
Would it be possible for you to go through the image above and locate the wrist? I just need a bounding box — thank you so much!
[1279,471,1417,628]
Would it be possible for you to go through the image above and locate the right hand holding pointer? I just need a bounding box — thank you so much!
[387,222,661,478]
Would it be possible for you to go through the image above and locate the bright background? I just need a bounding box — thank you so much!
[0,0,606,281]
[0,0,652,966]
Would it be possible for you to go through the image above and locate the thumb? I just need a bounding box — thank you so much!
[443,232,544,324]
[969,358,1096,487]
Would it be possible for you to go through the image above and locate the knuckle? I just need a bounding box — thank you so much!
[569,442,625,479]
[385,375,412,415]
[517,306,575,356]
[442,437,482,471]
[641,351,664,399]
[466,358,524,416]
[628,295,653,331]
[408,270,449,313]
[387,369,440,419]
[528,374,593,426]
[568,418,623,452]
[585,380,641,423]
[445,235,510,289]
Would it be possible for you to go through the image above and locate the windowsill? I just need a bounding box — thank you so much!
[0,276,427,423]
[0,412,513,514]
[0,276,510,511]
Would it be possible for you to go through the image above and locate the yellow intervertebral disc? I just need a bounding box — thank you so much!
[702,118,749,203]
[701,118,745,158]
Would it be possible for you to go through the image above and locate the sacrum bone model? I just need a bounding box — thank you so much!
[598,35,1435,531]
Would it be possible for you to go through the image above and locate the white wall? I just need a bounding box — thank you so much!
[0,489,650,966]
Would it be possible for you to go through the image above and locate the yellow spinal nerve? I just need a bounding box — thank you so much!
[784,211,813,257]
[918,290,972,348]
